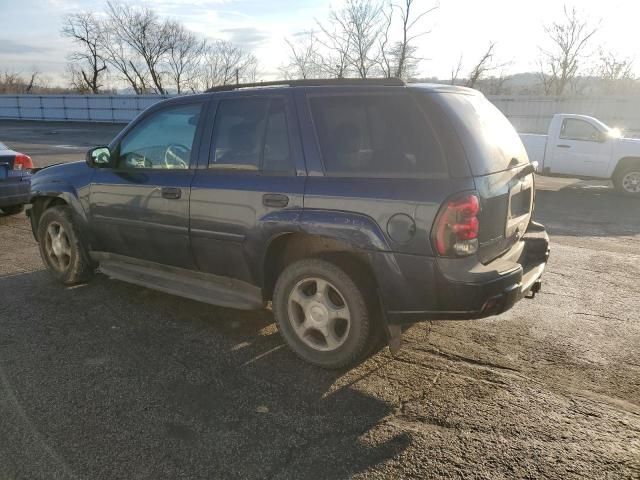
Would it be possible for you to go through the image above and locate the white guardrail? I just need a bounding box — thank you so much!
[1,93,639,136]
[0,94,169,123]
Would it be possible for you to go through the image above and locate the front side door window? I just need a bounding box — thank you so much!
[118,103,202,170]
[560,119,601,142]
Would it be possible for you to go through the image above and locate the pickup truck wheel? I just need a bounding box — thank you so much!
[614,165,640,196]
[273,258,373,369]
[37,205,94,285]
[1,204,24,216]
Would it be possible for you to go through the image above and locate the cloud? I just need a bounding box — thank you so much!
[0,39,52,55]
[220,27,270,48]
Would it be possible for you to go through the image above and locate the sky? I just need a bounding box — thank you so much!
[1,0,640,86]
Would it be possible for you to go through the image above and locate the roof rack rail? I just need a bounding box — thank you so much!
[205,77,405,93]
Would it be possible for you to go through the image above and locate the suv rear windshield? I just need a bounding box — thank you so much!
[309,94,447,178]
[432,92,528,176]
[434,93,529,175]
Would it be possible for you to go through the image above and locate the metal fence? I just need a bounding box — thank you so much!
[0,95,169,123]
[1,93,640,136]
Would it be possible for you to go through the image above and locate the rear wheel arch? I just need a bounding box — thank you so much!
[612,157,640,194]
[612,157,640,178]
[261,232,379,302]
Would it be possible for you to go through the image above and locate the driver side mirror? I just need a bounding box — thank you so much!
[86,146,112,168]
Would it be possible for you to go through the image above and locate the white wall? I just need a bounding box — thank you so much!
[1,94,640,137]
[488,96,640,137]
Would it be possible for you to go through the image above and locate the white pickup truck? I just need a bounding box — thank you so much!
[520,114,640,196]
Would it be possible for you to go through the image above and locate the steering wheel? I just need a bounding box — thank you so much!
[164,144,190,169]
[126,152,152,169]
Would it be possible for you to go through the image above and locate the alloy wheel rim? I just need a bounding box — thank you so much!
[287,277,351,352]
[44,222,72,271]
[622,172,640,193]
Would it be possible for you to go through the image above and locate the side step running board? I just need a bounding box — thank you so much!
[93,252,265,311]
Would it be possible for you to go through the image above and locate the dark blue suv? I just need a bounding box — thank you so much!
[27,79,549,368]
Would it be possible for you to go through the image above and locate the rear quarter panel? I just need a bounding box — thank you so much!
[294,87,475,257]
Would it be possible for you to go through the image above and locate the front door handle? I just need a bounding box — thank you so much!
[161,187,182,199]
[557,144,571,148]
[263,193,289,208]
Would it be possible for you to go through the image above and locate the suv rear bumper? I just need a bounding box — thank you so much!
[375,221,550,324]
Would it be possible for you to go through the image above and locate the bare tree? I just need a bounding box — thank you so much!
[61,12,107,93]
[199,40,258,89]
[466,42,501,88]
[477,71,512,95]
[450,54,463,85]
[376,7,394,78]
[283,32,322,79]
[538,6,598,96]
[314,13,353,78]
[597,49,634,81]
[105,2,171,94]
[0,69,61,94]
[595,49,635,95]
[392,0,437,79]
[24,70,40,93]
[0,71,22,93]
[100,24,151,94]
[165,22,205,94]
[326,0,385,78]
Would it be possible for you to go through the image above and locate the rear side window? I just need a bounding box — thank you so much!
[210,97,292,173]
[309,94,447,178]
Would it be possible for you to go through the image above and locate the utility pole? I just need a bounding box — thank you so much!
[235,68,239,85]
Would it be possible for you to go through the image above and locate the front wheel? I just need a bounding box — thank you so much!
[37,205,95,285]
[613,164,640,196]
[273,258,376,369]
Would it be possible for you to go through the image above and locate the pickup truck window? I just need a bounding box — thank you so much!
[118,103,202,170]
[560,119,601,142]
[210,97,292,173]
[309,94,447,178]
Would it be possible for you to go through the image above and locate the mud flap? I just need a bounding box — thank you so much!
[387,324,403,355]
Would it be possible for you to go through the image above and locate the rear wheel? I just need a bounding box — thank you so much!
[37,205,94,284]
[613,164,640,196]
[273,258,376,369]
[1,204,24,216]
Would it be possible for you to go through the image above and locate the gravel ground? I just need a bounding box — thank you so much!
[0,121,639,479]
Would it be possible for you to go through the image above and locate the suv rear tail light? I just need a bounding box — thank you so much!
[14,153,33,170]
[432,193,480,257]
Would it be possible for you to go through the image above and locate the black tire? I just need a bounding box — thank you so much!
[37,205,94,285]
[273,257,377,369]
[613,163,640,197]
[1,204,24,216]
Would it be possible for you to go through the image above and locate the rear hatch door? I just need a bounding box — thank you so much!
[431,91,534,263]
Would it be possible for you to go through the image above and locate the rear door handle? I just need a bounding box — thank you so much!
[160,187,181,199]
[262,193,289,208]
[557,144,571,148]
